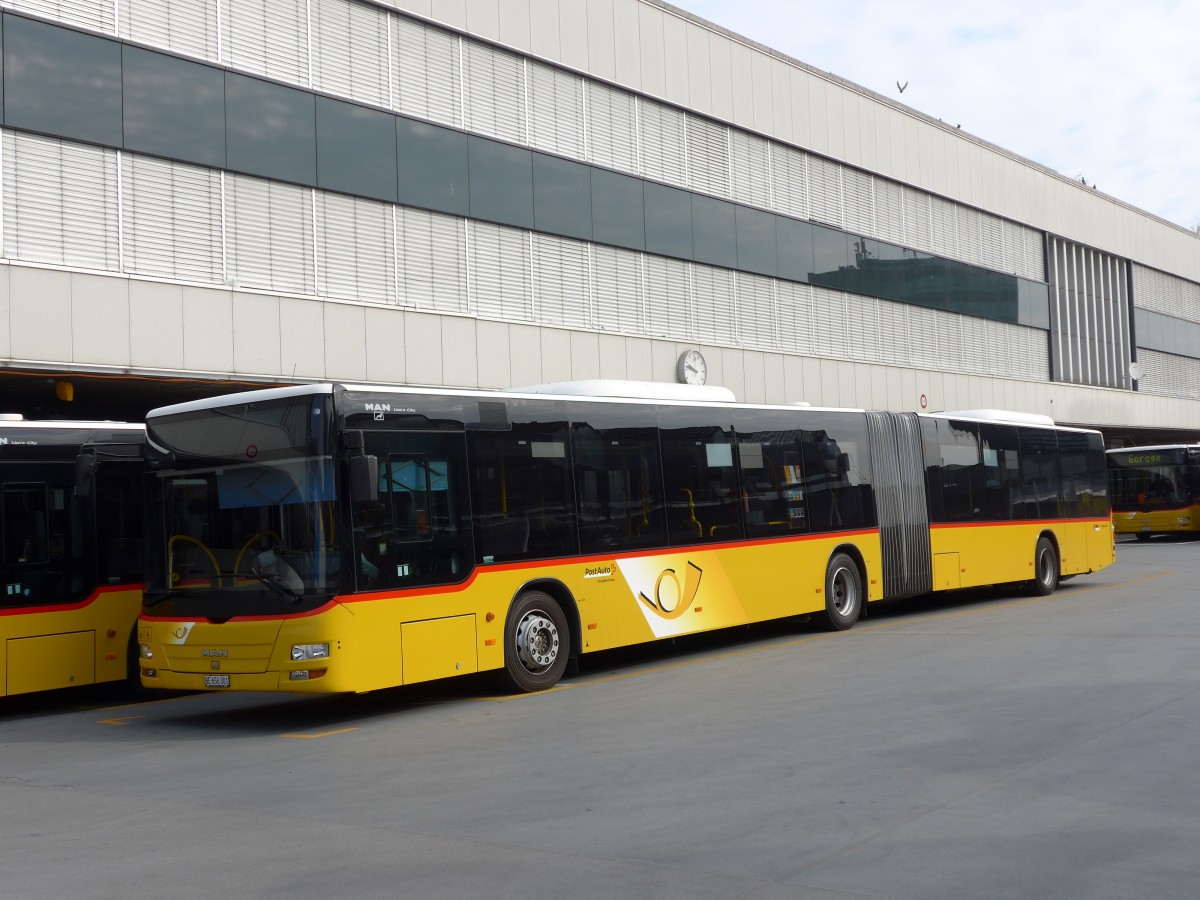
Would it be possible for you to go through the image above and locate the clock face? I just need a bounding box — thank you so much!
[677,350,707,385]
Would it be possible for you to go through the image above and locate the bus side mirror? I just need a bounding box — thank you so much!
[74,448,97,499]
[349,455,379,504]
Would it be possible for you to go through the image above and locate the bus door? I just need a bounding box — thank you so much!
[354,431,472,591]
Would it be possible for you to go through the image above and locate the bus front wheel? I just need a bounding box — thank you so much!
[821,553,862,631]
[1031,537,1059,596]
[502,590,569,693]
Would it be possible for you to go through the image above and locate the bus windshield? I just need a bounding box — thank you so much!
[1108,448,1198,510]
[145,395,340,616]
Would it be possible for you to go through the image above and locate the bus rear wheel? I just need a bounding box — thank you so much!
[502,590,569,693]
[820,552,862,631]
[1031,537,1059,596]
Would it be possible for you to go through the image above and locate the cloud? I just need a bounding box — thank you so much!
[681,0,1200,230]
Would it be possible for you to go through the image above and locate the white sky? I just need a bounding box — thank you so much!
[681,0,1200,232]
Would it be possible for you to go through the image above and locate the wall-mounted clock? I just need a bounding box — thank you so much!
[676,349,708,385]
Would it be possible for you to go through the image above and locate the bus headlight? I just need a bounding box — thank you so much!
[291,643,330,661]
[140,644,154,659]
[1177,516,1190,525]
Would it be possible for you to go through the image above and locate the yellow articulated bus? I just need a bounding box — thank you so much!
[137,383,1113,694]
[1,417,146,697]
[1107,444,1200,539]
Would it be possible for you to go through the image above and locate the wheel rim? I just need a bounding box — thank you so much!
[830,565,858,617]
[1037,546,1054,586]
[514,609,560,673]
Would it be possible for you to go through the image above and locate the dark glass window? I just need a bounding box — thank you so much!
[643,182,693,260]
[776,216,814,283]
[733,420,807,538]
[691,195,737,269]
[590,168,645,251]
[1057,431,1097,518]
[936,419,983,522]
[919,417,945,522]
[661,422,741,544]
[225,72,317,186]
[123,46,225,168]
[979,423,1022,521]
[736,206,777,277]
[532,153,592,241]
[1,470,90,606]
[316,96,397,202]
[799,411,874,531]
[467,410,577,562]
[93,463,144,584]
[4,16,122,148]
[573,408,665,553]
[1018,428,1059,520]
[396,117,469,216]
[810,225,851,287]
[467,136,534,229]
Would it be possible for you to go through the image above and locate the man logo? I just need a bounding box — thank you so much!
[638,561,702,621]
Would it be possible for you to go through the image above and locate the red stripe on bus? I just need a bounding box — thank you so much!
[0,582,143,618]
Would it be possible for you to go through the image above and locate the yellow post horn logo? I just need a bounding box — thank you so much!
[639,561,703,621]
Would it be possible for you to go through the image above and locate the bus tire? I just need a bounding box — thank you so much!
[820,552,862,631]
[502,590,569,693]
[1031,537,1059,596]
[1135,532,1151,542]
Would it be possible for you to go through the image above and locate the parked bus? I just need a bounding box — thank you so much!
[136,384,1113,694]
[1,417,146,697]
[1107,444,1200,539]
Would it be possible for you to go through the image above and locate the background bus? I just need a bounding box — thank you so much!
[1,417,146,697]
[1107,444,1200,539]
[137,384,1112,695]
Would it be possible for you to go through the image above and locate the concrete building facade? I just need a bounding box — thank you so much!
[0,0,1198,439]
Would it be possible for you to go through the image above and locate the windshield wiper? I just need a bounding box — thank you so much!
[143,589,183,608]
[249,568,304,604]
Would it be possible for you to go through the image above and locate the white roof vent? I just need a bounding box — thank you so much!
[0,413,25,422]
[509,380,737,403]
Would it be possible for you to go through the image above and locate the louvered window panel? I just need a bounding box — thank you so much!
[221,0,309,85]
[729,131,771,209]
[1136,349,1200,399]
[928,196,957,258]
[463,41,525,145]
[873,178,905,245]
[643,255,692,339]
[776,280,813,354]
[470,221,530,321]
[527,62,585,161]
[692,265,734,344]
[1132,264,1200,320]
[591,244,643,334]
[395,207,467,312]
[1017,225,1044,281]
[902,306,939,368]
[532,233,590,327]
[736,272,776,350]
[959,315,991,374]
[901,187,931,252]
[121,155,222,283]
[315,191,394,304]
[810,286,847,360]
[225,174,315,294]
[875,296,910,362]
[936,316,964,371]
[956,206,983,266]
[3,132,119,271]
[311,0,389,107]
[638,101,687,187]
[393,16,460,127]
[6,0,114,32]
[585,82,638,176]
[685,115,729,198]
[807,156,842,228]
[843,294,881,361]
[119,0,217,61]
[769,144,808,220]
[978,213,1005,273]
[841,168,874,237]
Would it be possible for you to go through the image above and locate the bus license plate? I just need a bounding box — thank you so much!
[204,675,231,688]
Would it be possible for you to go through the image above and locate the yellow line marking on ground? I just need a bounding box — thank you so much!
[280,727,359,739]
[97,714,145,726]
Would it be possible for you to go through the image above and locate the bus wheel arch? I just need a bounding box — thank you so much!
[820,546,866,631]
[1031,532,1060,596]
[500,580,577,692]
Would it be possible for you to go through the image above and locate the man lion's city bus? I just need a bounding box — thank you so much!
[1107,444,1200,540]
[137,383,1113,694]
[1,416,146,697]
